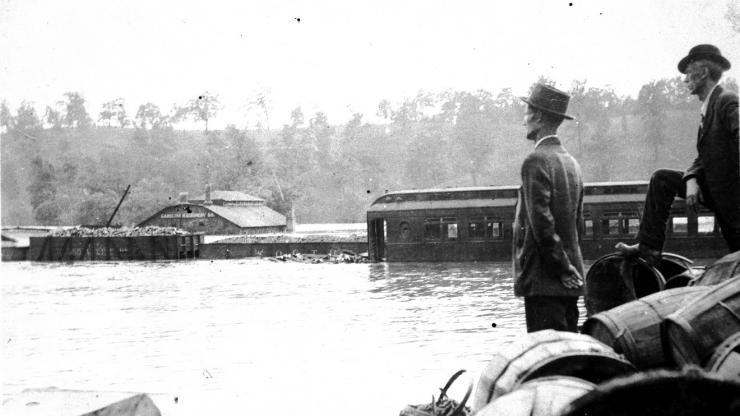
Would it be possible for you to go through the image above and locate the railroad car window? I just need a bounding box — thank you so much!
[424,219,441,240]
[399,221,411,241]
[608,219,620,235]
[469,218,486,239]
[488,221,502,238]
[584,219,594,238]
[672,217,688,234]
[626,218,640,235]
[442,218,458,240]
[698,216,715,234]
[446,223,458,240]
[600,218,620,235]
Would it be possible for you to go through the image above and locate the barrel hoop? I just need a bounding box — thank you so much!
[613,326,639,358]
[663,315,695,366]
[593,313,624,347]
[718,301,740,323]
[732,262,740,277]
[515,351,634,386]
[663,253,694,269]
[485,336,590,403]
[619,299,660,359]
[707,332,740,371]
[614,328,627,341]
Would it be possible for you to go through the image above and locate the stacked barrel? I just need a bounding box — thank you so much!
[468,251,740,416]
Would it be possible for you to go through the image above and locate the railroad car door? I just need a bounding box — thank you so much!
[368,218,386,261]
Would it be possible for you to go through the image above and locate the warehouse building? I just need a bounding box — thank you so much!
[137,186,287,235]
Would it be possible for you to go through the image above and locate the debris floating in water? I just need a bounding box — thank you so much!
[269,250,369,263]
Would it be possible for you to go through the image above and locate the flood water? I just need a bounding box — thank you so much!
[0,260,588,415]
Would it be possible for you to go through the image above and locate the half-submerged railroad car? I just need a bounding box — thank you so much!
[366,181,727,262]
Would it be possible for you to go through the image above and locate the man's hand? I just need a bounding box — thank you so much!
[560,264,583,289]
[686,178,703,214]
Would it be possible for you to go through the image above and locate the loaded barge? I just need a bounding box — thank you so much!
[27,226,203,261]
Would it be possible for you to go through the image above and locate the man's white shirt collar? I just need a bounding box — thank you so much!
[701,83,719,117]
[535,135,558,149]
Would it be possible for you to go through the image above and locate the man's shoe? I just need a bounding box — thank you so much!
[615,242,662,267]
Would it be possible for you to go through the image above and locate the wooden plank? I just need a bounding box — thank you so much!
[58,237,71,261]
[35,236,50,261]
[79,238,93,261]
[27,234,198,262]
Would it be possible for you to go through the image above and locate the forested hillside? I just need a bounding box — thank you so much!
[1,78,736,226]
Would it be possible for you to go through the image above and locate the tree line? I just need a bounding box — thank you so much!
[1,77,737,227]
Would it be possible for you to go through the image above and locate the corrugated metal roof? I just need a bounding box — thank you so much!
[190,190,264,203]
[206,205,286,227]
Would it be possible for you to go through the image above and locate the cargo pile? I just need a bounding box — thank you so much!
[49,226,190,238]
[402,252,740,416]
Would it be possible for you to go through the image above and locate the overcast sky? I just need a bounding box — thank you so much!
[1,0,738,128]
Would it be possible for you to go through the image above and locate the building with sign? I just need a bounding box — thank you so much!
[137,187,287,235]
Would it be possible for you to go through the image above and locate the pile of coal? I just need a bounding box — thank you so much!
[49,226,190,237]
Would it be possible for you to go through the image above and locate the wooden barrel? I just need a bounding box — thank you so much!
[656,253,694,283]
[664,270,695,289]
[705,331,740,382]
[560,367,740,416]
[471,330,635,413]
[581,286,710,369]
[475,376,595,416]
[664,275,740,367]
[585,253,664,316]
[692,251,740,286]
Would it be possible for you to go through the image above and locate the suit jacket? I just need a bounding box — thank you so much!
[513,136,584,297]
[684,85,739,215]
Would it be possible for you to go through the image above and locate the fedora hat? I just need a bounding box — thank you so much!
[678,44,731,73]
[520,83,573,120]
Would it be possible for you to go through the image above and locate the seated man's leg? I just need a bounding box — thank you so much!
[524,296,579,333]
[714,205,740,252]
[637,169,686,250]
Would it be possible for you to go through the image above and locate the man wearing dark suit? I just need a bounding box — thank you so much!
[513,83,585,333]
[617,44,739,264]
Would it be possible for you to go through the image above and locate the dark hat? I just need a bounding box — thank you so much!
[520,83,573,120]
[678,44,731,74]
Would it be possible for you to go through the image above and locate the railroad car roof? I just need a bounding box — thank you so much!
[367,198,518,213]
[370,181,651,207]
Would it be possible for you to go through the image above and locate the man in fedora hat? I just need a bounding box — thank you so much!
[513,83,585,332]
[617,44,739,264]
